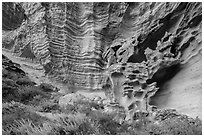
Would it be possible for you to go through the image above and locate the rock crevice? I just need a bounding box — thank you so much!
[2,2,202,119]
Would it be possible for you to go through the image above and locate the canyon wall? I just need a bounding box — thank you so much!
[2,2,202,118]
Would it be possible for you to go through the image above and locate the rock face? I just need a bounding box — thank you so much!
[2,2,26,31]
[2,54,26,76]
[2,2,202,119]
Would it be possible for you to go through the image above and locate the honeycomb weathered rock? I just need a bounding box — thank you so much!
[2,2,202,119]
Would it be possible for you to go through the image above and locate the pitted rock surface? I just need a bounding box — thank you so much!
[2,2,202,119]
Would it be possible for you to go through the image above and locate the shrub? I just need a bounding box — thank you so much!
[2,77,51,104]
[15,77,36,86]
[40,100,60,113]
[17,86,51,104]
[3,119,53,135]
[60,100,104,115]
[144,114,202,135]
[2,78,19,102]
[46,112,99,135]
[38,83,58,92]
[2,101,48,129]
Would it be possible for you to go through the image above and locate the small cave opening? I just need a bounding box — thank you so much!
[169,37,182,56]
[111,72,124,78]
[188,15,202,28]
[134,3,187,58]
[112,45,121,52]
[127,51,147,63]
[147,63,182,106]
[134,91,144,99]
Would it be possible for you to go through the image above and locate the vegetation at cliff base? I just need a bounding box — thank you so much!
[2,55,202,135]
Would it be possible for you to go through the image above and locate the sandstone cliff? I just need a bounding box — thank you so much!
[2,2,202,119]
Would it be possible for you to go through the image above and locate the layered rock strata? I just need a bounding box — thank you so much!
[2,2,202,118]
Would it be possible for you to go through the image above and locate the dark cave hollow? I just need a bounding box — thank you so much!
[148,63,182,106]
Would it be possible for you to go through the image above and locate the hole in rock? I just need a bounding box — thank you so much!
[169,37,182,56]
[133,70,140,73]
[179,37,195,52]
[136,3,187,57]
[128,81,139,87]
[124,90,133,99]
[163,34,171,42]
[111,45,121,52]
[111,72,123,78]
[124,86,133,90]
[132,39,136,44]
[147,63,182,106]
[134,91,144,98]
[127,51,147,63]
[141,83,147,89]
[121,67,125,71]
[128,103,135,110]
[188,15,202,28]
[128,74,136,80]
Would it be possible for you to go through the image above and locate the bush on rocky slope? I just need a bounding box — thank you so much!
[3,98,202,135]
[2,54,202,135]
[145,116,202,135]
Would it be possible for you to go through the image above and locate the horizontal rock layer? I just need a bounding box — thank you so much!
[2,2,202,118]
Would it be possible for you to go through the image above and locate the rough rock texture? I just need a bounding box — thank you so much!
[2,54,26,75]
[59,93,88,107]
[2,2,26,31]
[2,2,202,119]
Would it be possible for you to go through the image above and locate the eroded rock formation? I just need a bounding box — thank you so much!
[2,2,26,31]
[2,2,202,119]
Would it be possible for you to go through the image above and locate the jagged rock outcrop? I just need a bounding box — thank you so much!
[2,2,26,31]
[2,2,202,119]
[2,54,26,75]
